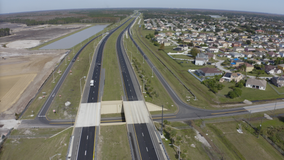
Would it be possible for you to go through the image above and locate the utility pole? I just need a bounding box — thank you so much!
[273,102,277,117]
[161,105,164,136]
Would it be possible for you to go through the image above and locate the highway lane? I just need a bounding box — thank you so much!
[117,18,160,160]
[127,17,249,120]
[76,17,134,160]
[77,127,96,160]
[37,34,103,119]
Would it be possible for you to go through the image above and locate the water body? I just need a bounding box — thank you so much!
[41,24,108,49]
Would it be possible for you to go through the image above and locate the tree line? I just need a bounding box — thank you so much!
[0,28,10,37]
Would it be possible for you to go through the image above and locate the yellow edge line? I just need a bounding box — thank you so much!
[133,124,142,160]
[211,109,247,115]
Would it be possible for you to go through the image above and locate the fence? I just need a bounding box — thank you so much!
[188,70,203,82]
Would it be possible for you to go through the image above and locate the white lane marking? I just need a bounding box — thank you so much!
[142,133,144,137]
[87,135,88,140]
[85,150,87,155]
[146,147,148,152]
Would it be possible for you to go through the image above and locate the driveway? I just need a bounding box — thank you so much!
[215,59,231,73]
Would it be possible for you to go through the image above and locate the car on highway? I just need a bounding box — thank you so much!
[90,80,94,86]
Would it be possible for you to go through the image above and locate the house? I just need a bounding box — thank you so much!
[195,53,208,65]
[178,44,188,51]
[219,72,243,82]
[265,65,276,74]
[245,47,256,52]
[196,68,223,76]
[231,58,244,67]
[163,40,171,46]
[256,30,265,34]
[277,64,284,71]
[206,47,219,53]
[243,63,254,72]
[166,32,173,37]
[232,42,242,47]
[206,53,216,60]
[279,52,284,57]
[271,76,284,87]
[266,47,277,52]
[246,78,267,90]
[242,52,254,58]
[233,47,245,52]
[229,52,244,58]
[277,47,284,52]
[267,52,279,57]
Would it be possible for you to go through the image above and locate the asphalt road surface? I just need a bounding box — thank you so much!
[76,17,134,160]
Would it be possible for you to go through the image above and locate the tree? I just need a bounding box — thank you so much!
[159,43,165,51]
[154,30,159,35]
[190,47,200,58]
[246,40,251,45]
[228,90,237,98]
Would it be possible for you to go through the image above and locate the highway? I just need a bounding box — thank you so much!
[74,17,134,160]
[117,18,162,160]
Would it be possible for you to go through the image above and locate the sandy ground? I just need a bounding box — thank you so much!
[0,22,90,120]
[6,40,41,49]
[0,46,67,119]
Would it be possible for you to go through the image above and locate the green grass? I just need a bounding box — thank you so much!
[270,83,284,93]
[46,36,104,119]
[171,55,193,60]
[102,19,133,101]
[123,30,177,114]
[158,121,211,160]
[97,125,131,160]
[0,127,72,160]
[206,122,283,160]
[133,24,217,109]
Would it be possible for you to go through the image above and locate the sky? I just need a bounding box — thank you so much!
[1,0,284,15]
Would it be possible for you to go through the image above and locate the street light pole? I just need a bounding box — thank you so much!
[80,76,86,95]
[151,66,155,78]
[161,105,164,135]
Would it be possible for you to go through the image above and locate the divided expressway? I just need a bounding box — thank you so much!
[19,12,284,160]
[116,19,163,159]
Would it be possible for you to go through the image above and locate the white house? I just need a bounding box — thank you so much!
[246,78,267,90]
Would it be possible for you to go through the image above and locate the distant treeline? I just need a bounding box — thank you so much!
[0,28,10,37]
[2,17,122,26]
[0,9,133,26]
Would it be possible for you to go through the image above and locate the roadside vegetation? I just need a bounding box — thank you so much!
[97,125,131,160]
[102,19,133,101]
[123,30,178,114]
[0,127,72,160]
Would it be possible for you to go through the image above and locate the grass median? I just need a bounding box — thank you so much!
[0,127,72,160]
[123,31,177,114]
[102,19,133,101]
[97,124,131,160]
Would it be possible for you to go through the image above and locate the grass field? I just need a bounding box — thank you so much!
[0,127,72,160]
[205,121,283,160]
[102,19,133,101]
[123,30,177,114]
[157,121,212,160]
[97,125,131,160]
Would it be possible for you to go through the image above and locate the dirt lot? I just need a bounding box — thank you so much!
[0,22,89,120]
